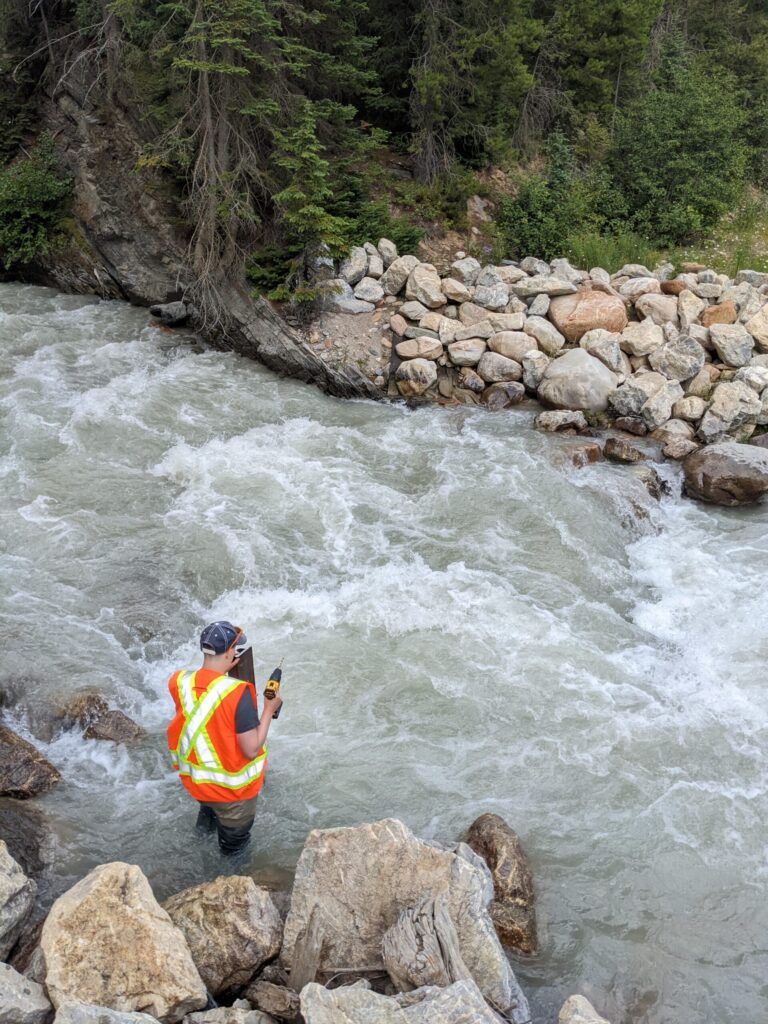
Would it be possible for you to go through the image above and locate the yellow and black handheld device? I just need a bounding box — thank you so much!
[264,657,284,719]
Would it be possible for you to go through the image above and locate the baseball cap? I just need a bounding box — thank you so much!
[200,621,249,656]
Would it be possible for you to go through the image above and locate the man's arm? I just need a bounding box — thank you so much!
[236,694,282,760]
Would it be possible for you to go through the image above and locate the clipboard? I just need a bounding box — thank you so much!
[229,646,255,687]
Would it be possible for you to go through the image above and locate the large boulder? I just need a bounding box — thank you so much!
[619,321,664,357]
[523,316,565,356]
[538,349,619,412]
[53,1003,158,1024]
[548,290,628,343]
[464,815,536,955]
[405,266,447,309]
[377,238,398,268]
[609,372,667,417]
[580,329,628,375]
[0,841,35,958]
[642,380,684,430]
[476,352,522,384]
[0,962,52,1024]
[338,247,368,286]
[447,338,486,367]
[511,275,577,298]
[41,862,207,1023]
[163,876,282,998]
[648,335,706,382]
[697,381,761,443]
[354,277,384,304]
[472,269,509,311]
[488,332,537,362]
[280,819,527,1020]
[395,359,438,397]
[449,257,482,286]
[316,279,374,314]
[0,800,53,879]
[0,725,60,798]
[709,323,754,367]
[635,293,680,327]
[380,256,420,296]
[300,979,504,1024]
[745,303,768,350]
[683,442,768,505]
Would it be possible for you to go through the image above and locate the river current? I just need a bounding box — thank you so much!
[1,283,766,1023]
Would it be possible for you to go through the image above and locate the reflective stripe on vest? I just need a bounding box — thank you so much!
[171,671,266,788]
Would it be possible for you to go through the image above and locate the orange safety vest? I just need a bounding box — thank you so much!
[166,668,267,803]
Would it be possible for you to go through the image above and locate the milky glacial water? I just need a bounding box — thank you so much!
[1,283,767,1023]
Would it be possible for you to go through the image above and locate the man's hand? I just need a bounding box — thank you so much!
[262,695,283,718]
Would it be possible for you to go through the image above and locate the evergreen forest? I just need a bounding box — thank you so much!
[1,0,768,294]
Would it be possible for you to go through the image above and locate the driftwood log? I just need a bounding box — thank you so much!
[382,895,472,992]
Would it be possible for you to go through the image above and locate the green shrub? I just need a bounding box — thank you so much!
[495,132,627,260]
[562,230,658,273]
[0,142,71,270]
[346,199,423,256]
[611,47,748,245]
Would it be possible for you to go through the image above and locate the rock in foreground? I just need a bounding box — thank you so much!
[0,725,60,799]
[163,875,282,997]
[0,841,36,959]
[53,1002,159,1023]
[464,814,537,955]
[301,979,502,1024]
[683,442,768,505]
[281,819,528,1020]
[41,862,207,1023]
[559,994,612,1024]
[0,962,52,1024]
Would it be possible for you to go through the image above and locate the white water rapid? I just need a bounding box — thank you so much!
[1,284,766,1023]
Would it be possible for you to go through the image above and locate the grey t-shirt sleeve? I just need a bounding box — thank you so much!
[234,685,260,733]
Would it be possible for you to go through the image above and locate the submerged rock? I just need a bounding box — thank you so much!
[0,725,60,798]
[281,819,528,1020]
[603,437,645,464]
[683,442,768,505]
[0,841,36,959]
[559,994,612,1024]
[149,301,189,327]
[41,862,207,1022]
[534,410,587,433]
[464,814,537,955]
[83,710,145,744]
[163,875,282,997]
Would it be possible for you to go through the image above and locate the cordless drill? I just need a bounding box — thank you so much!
[264,658,284,719]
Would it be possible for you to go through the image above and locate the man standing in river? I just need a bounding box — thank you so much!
[166,621,282,854]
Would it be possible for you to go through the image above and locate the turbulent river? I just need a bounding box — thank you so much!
[1,283,767,1023]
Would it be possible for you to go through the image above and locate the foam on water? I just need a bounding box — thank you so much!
[1,282,766,1023]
